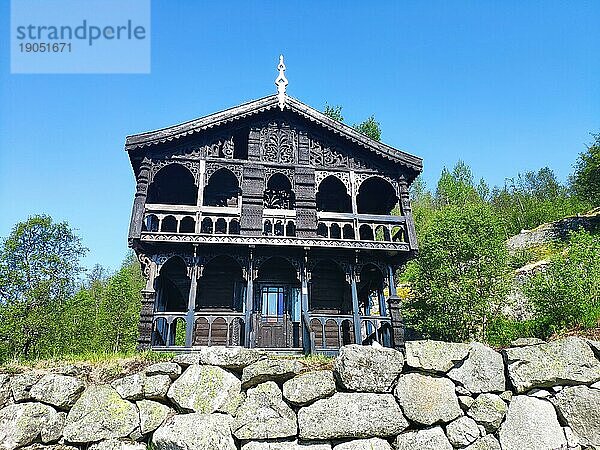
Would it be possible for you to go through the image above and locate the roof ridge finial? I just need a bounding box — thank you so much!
[275,54,288,110]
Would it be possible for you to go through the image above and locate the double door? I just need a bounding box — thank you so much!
[254,284,300,348]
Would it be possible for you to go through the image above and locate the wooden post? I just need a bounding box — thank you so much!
[244,250,254,347]
[387,264,405,351]
[350,270,362,345]
[137,290,155,350]
[185,264,198,347]
[301,264,310,353]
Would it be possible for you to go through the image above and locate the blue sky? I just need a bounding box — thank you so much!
[1,1,599,271]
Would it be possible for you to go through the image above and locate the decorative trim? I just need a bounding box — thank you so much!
[314,171,351,195]
[205,162,244,185]
[150,160,200,185]
[141,232,411,252]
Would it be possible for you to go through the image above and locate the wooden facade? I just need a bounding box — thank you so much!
[125,93,422,354]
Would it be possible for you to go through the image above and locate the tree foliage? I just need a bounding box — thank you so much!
[525,230,600,336]
[571,133,600,206]
[323,103,344,122]
[404,203,510,342]
[353,115,381,141]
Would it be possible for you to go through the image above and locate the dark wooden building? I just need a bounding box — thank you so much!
[126,58,422,354]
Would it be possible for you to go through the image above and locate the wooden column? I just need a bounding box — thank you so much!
[128,158,151,241]
[387,264,405,350]
[398,178,418,251]
[185,264,198,347]
[244,250,254,348]
[301,254,311,354]
[350,268,362,345]
[137,290,156,350]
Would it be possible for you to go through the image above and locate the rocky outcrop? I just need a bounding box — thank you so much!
[1,337,599,450]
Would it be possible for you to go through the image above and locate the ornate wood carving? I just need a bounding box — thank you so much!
[314,170,351,195]
[260,123,297,164]
[150,160,201,185]
[205,162,243,185]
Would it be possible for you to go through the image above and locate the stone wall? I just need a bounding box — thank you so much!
[1,337,600,450]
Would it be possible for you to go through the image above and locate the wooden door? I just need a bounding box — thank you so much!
[255,286,291,348]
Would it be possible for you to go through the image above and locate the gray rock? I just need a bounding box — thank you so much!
[463,435,501,450]
[232,381,297,440]
[499,391,512,402]
[298,392,408,440]
[590,381,600,389]
[242,442,332,450]
[510,337,545,347]
[40,410,65,443]
[283,370,336,406]
[458,395,475,410]
[448,343,505,394]
[10,372,43,402]
[333,438,393,450]
[334,344,404,393]
[563,426,580,449]
[145,362,182,379]
[499,395,567,450]
[63,385,139,443]
[528,388,551,398]
[137,399,172,435]
[89,440,146,450]
[394,373,462,425]
[199,346,267,370]
[20,445,77,450]
[30,374,85,409]
[167,364,241,414]
[143,374,171,400]
[503,337,600,393]
[467,393,507,432]
[152,413,236,450]
[0,375,11,408]
[173,352,201,367]
[0,402,57,450]
[242,358,303,388]
[395,427,453,450]
[445,416,480,447]
[552,385,600,448]
[405,340,470,373]
[111,373,145,401]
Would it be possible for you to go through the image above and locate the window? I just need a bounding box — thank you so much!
[261,286,285,322]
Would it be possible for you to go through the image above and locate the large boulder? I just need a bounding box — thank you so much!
[334,345,404,393]
[137,399,172,435]
[467,393,507,432]
[0,402,58,450]
[241,358,303,388]
[298,392,408,440]
[282,370,336,406]
[503,337,600,393]
[445,416,480,447]
[394,373,462,425]
[241,442,331,450]
[232,381,297,440]
[199,346,267,370]
[167,365,241,414]
[40,411,66,443]
[145,362,182,379]
[89,440,146,450]
[395,426,453,450]
[551,385,600,448]
[30,374,85,409]
[62,385,139,443]
[0,375,12,408]
[143,374,171,401]
[10,372,43,402]
[499,395,567,450]
[405,340,470,373]
[447,343,505,394]
[111,374,145,401]
[333,438,393,450]
[152,413,236,450]
[464,435,501,450]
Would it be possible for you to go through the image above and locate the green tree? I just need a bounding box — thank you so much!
[525,230,600,336]
[323,103,344,122]
[571,133,600,206]
[404,203,510,343]
[354,115,381,141]
[0,215,87,359]
[435,161,482,207]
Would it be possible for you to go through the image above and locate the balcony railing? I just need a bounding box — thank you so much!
[316,212,408,243]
